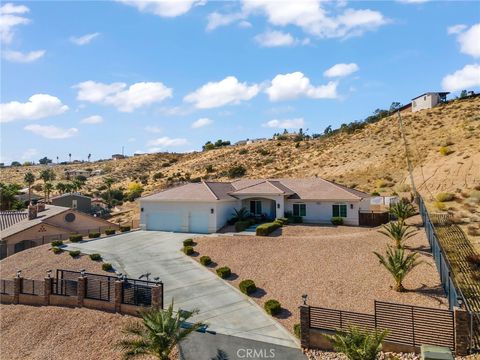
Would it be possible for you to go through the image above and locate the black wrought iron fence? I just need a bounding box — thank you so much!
[21,279,44,296]
[0,279,14,295]
[122,279,153,307]
[52,278,78,296]
[85,277,114,302]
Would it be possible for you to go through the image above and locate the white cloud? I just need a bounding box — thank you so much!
[191,117,213,128]
[263,118,305,129]
[207,11,244,31]
[238,20,252,28]
[254,30,296,47]
[2,49,45,63]
[147,136,188,147]
[0,3,30,44]
[117,0,205,17]
[457,23,480,58]
[24,124,78,139]
[447,24,467,35]
[74,80,173,112]
[145,125,162,133]
[441,64,480,92]
[324,63,359,78]
[21,148,38,160]
[0,94,69,123]
[397,0,430,3]
[265,72,338,101]
[184,76,259,109]
[80,115,103,124]
[70,32,100,46]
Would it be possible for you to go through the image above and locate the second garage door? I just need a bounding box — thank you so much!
[146,212,182,232]
[189,212,209,233]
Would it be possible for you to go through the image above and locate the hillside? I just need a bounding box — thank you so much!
[2,97,480,247]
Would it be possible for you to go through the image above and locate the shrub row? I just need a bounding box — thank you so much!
[88,232,101,239]
[89,253,102,261]
[120,226,131,232]
[69,250,80,258]
[105,229,116,235]
[183,238,194,247]
[52,247,63,254]
[331,217,344,225]
[69,234,83,243]
[51,240,63,247]
[256,222,282,236]
[200,256,212,266]
[239,279,256,295]
[183,246,194,255]
[102,263,113,271]
[264,299,281,315]
[235,220,254,232]
[216,267,231,279]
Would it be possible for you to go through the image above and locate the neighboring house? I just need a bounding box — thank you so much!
[64,169,91,179]
[246,138,267,144]
[139,178,371,233]
[112,154,126,160]
[90,169,103,176]
[411,92,449,112]
[51,193,92,213]
[0,203,118,259]
[14,187,41,204]
[234,140,248,146]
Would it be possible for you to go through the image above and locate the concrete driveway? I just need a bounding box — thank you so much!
[65,231,299,348]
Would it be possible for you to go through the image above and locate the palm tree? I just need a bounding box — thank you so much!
[389,202,416,225]
[71,179,83,192]
[69,153,72,163]
[64,182,75,193]
[56,156,59,164]
[231,207,250,222]
[24,172,35,204]
[39,169,55,202]
[88,153,91,162]
[378,221,416,249]
[44,182,54,203]
[117,301,203,360]
[374,246,425,292]
[56,182,67,194]
[103,177,115,207]
[0,183,22,210]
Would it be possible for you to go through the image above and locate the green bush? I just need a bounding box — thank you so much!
[89,253,102,261]
[276,217,289,225]
[436,192,455,202]
[102,263,113,271]
[200,256,212,266]
[52,247,63,254]
[120,225,131,232]
[331,217,344,225]
[88,232,101,239]
[235,220,252,232]
[371,191,380,196]
[69,234,83,242]
[183,238,194,247]
[51,240,63,247]
[264,299,281,315]
[228,165,247,178]
[293,323,301,338]
[216,267,231,279]
[256,222,282,236]
[183,246,194,255]
[105,229,116,235]
[239,280,256,295]
[69,250,81,258]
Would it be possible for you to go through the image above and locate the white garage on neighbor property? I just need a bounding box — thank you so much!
[139,179,373,233]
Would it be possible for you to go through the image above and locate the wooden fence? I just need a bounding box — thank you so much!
[358,211,389,227]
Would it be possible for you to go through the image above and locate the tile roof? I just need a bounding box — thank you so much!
[141,182,236,201]
[230,180,294,195]
[0,211,28,231]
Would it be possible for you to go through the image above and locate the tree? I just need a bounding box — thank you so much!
[389,202,415,226]
[39,157,52,165]
[56,182,67,194]
[117,301,203,360]
[71,179,83,192]
[459,90,468,98]
[0,183,22,210]
[56,156,59,164]
[44,182,54,202]
[11,161,21,167]
[103,177,115,207]
[324,125,333,136]
[39,169,56,201]
[389,102,402,112]
[24,172,35,204]
[378,221,416,249]
[88,153,91,162]
[69,153,72,163]
[127,182,144,201]
[374,246,424,292]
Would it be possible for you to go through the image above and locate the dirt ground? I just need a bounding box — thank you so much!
[193,216,447,333]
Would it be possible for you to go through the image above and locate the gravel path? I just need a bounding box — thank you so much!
[193,216,447,333]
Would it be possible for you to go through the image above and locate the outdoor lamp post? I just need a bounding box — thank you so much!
[153,276,161,285]
[457,297,464,309]
[302,293,308,305]
[80,269,86,277]
[46,270,52,278]
[16,270,22,278]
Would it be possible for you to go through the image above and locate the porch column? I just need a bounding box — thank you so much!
[275,195,285,219]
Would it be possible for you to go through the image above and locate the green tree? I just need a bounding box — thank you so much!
[378,221,416,249]
[0,183,22,210]
[10,161,21,167]
[24,172,35,204]
[39,156,52,165]
[117,301,203,360]
[127,182,144,201]
[374,246,425,292]
[44,182,54,202]
[389,201,415,226]
[39,169,56,201]
[56,182,67,194]
[103,177,115,207]
[459,90,468,98]
[71,179,83,192]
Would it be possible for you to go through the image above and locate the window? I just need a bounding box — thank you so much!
[72,199,77,209]
[293,203,306,217]
[250,200,262,215]
[332,204,347,218]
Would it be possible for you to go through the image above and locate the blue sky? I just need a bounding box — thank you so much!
[1,0,479,164]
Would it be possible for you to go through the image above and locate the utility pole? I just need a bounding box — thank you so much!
[397,111,418,201]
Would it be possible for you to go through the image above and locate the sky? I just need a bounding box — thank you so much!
[1,0,479,164]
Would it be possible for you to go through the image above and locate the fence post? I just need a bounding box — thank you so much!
[77,276,86,307]
[454,307,470,356]
[151,284,162,308]
[44,276,53,305]
[299,305,311,349]
[114,280,123,313]
[13,276,22,304]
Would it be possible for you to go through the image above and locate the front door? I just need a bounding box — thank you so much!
[250,200,262,216]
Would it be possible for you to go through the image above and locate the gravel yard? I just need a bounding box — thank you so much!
[194,216,447,333]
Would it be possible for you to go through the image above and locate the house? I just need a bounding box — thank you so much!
[139,178,371,233]
[14,187,41,204]
[246,138,267,144]
[50,193,92,213]
[411,92,449,112]
[64,169,91,180]
[112,154,126,160]
[0,203,118,259]
[90,169,103,176]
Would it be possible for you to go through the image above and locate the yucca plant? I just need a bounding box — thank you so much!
[389,202,415,225]
[326,325,389,360]
[374,246,425,292]
[378,221,416,249]
[118,301,204,359]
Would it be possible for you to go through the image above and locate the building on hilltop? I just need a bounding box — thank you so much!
[411,92,449,112]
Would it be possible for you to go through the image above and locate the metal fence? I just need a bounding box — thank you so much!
[85,275,114,302]
[52,278,78,296]
[20,279,44,296]
[122,279,154,307]
[0,279,14,295]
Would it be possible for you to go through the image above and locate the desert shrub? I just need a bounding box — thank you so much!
[183,246,194,255]
[294,323,301,338]
[51,240,63,247]
[258,149,269,156]
[89,253,102,261]
[371,191,380,196]
[216,267,231,279]
[275,217,288,225]
[228,165,246,178]
[239,279,256,295]
[256,222,282,236]
[105,229,116,235]
[69,250,80,258]
[205,164,215,173]
[466,254,480,270]
[69,234,83,242]
[102,263,113,271]
[183,238,194,247]
[200,256,212,266]
[331,217,344,225]
[467,226,480,236]
[264,299,281,315]
[435,201,447,211]
[396,183,411,192]
[436,193,455,202]
[88,232,101,239]
[235,220,252,232]
[439,146,451,156]
[120,225,131,232]
[52,247,63,254]
[152,172,164,180]
[239,149,248,155]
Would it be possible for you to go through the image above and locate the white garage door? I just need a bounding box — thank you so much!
[146,212,182,232]
[189,212,209,233]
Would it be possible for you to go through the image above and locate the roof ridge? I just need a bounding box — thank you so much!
[232,179,268,192]
[319,178,363,199]
[202,180,219,200]
[265,180,286,194]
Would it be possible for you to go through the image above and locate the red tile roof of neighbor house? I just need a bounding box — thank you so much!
[141,178,369,202]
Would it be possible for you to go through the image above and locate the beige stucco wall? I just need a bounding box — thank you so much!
[45,210,118,233]
[412,93,440,112]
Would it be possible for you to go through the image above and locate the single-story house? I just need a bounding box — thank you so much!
[64,169,91,179]
[411,92,449,112]
[139,178,371,233]
[50,193,92,213]
[0,203,118,259]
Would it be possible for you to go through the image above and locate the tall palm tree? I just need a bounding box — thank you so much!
[378,221,416,249]
[71,179,83,192]
[56,182,66,194]
[118,301,203,360]
[88,153,91,162]
[69,153,72,163]
[24,172,35,204]
[103,177,115,207]
[389,202,416,226]
[44,182,54,203]
[39,169,55,202]
[56,156,59,164]
[374,247,425,292]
